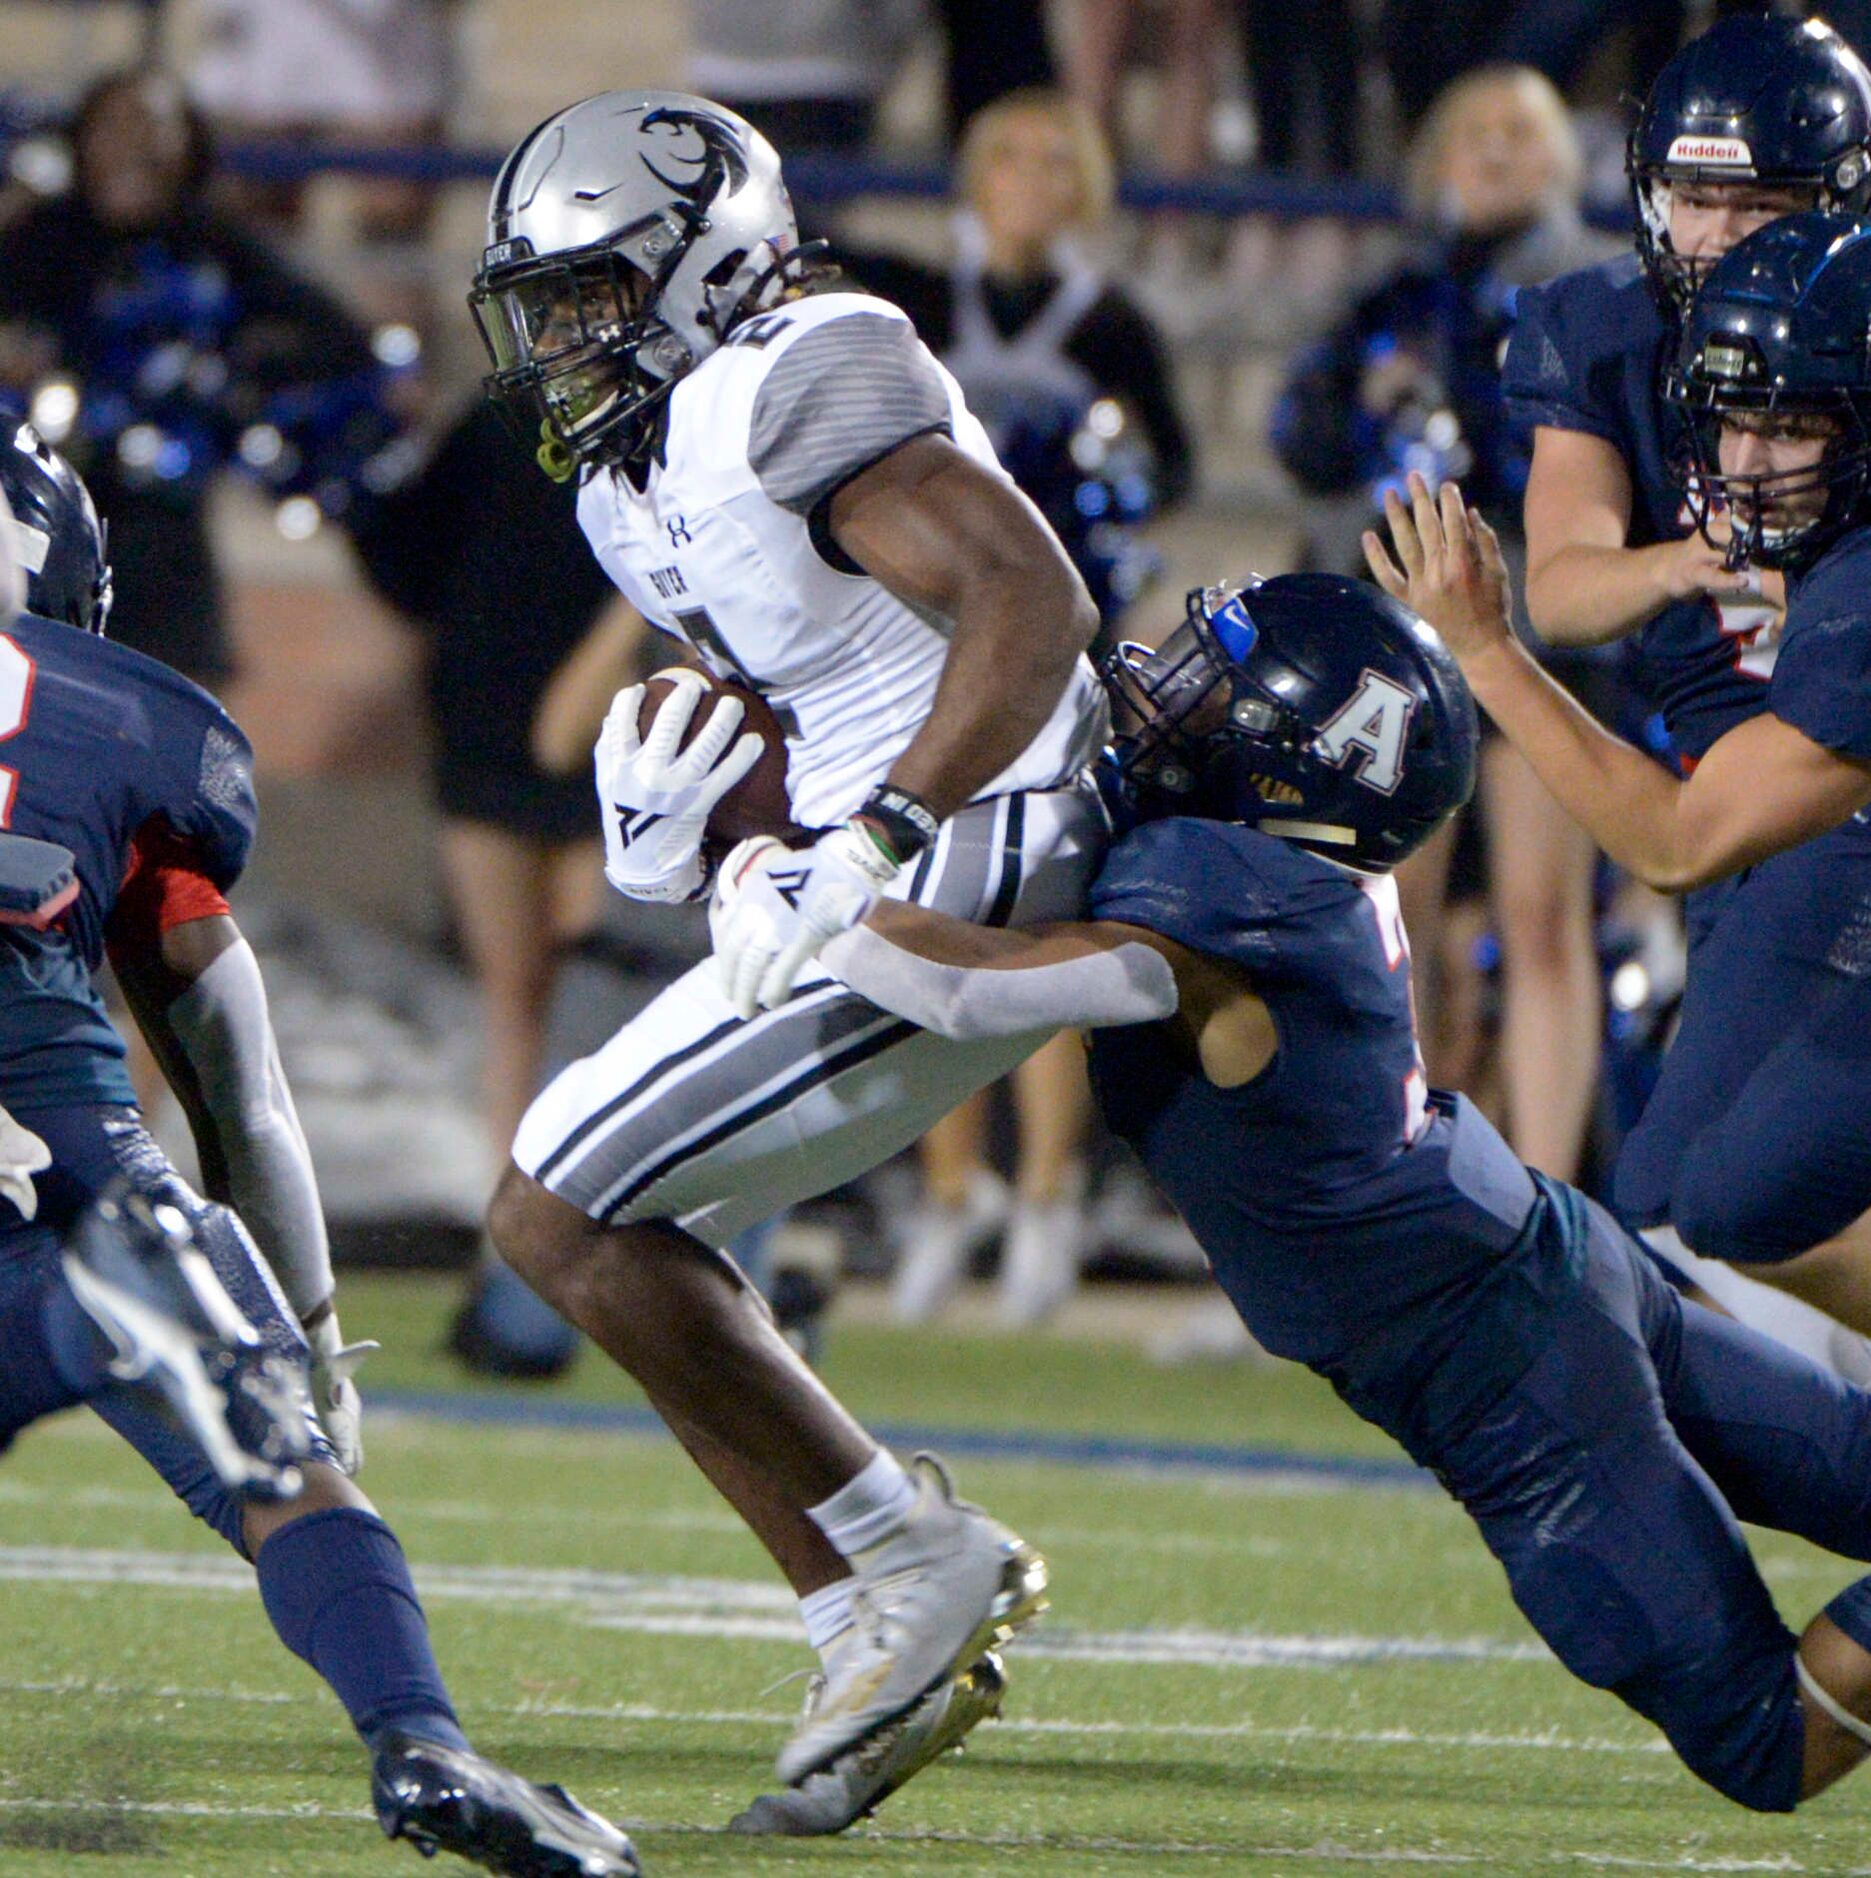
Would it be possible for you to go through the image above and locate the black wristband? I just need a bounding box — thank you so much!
[855,785,940,864]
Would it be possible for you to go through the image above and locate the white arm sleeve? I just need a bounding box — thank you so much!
[821,921,1179,1042]
[164,937,333,1321]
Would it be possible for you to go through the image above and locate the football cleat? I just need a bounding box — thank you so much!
[774,1454,1047,1785]
[732,1651,1005,1835]
[61,1187,309,1499]
[372,1736,641,1877]
[891,1170,1008,1324]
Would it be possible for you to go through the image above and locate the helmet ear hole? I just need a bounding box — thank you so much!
[703,248,747,288]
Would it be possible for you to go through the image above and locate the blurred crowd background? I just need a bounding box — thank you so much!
[0,0,1830,1369]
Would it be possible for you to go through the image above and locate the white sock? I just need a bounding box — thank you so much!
[808,1449,916,1557]
[798,1579,855,1654]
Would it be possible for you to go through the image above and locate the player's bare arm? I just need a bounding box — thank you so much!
[1367,472,1871,889]
[113,903,377,1471]
[826,900,1278,1087]
[828,431,1099,819]
[1523,426,1759,644]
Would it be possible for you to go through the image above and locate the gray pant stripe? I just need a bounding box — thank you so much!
[546,984,870,1218]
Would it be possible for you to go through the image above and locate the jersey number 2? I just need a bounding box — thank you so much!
[0,636,37,826]
[1361,872,1430,1145]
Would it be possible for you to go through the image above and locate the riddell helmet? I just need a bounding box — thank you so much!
[1667,209,1871,570]
[1628,13,1871,312]
[469,90,801,481]
[1103,573,1478,872]
[0,423,112,633]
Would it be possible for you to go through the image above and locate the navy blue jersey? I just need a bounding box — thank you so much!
[1769,524,1871,760]
[1503,256,1778,760]
[1086,817,1543,1432]
[0,613,256,1108]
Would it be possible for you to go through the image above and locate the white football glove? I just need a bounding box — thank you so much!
[0,1101,50,1221]
[596,669,765,904]
[710,826,901,1019]
[304,1308,378,1477]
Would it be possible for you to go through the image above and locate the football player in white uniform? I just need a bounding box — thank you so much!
[469,93,1109,1828]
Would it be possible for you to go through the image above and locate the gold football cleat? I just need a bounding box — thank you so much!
[732,1652,1008,1836]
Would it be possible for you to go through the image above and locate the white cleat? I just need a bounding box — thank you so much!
[997,1193,1086,1328]
[733,1652,1006,1836]
[891,1171,1008,1324]
[774,1454,1047,1786]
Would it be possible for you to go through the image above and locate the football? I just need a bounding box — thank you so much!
[638,666,799,846]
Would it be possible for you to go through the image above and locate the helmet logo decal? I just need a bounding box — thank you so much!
[1313,669,1418,796]
[637,107,749,210]
[1667,134,1754,167]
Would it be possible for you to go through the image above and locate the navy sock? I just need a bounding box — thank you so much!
[1826,1574,1871,1655]
[256,1507,469,1754]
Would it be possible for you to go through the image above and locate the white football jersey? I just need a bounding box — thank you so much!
[577,291,1108,829]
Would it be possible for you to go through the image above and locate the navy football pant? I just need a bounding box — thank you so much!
[0,1104,330,1553]
[1431,1187,1871,1811]
[1616,817,1871,1257]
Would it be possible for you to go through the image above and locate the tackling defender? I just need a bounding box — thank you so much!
[471,91,1104,1810]
[1501,13,1871,1295]
[804,572,1871,1815]
[0,427,638,1876]
[1374,210,1871,1311]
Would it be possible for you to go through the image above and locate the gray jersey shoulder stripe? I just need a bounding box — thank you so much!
[748,314,953,516]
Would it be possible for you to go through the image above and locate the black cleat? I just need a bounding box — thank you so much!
[373,1736,641,1878]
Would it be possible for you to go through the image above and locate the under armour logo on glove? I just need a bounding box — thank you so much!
[612,807,665,850]
[709,828,902,1018]
[595,672,762,904]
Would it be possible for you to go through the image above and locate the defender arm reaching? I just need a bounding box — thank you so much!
[816,895,1279,1088]
[111,892,376,1472]
[1366,472,1871,891]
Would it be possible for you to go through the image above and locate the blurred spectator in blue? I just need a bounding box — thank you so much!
[351,399,629,1378]
[0,68,396,685]
[849,87,1192,633]
[1273,65,1619,1184]
[688,0,924,154]
[846,87,1191,1326]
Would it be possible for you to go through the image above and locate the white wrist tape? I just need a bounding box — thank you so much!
[822,922,1179,1042]
[166,937,333,1320]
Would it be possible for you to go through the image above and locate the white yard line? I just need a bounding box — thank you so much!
[0,1671,1658,1761]
[0,1542,1550,1669]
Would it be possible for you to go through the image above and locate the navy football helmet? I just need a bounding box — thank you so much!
[0,423,112,632]
[1666,210,1871,570]
[1628,14,1871,311]
[1103,573,1479,871]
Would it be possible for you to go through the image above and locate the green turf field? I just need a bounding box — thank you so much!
[1,1272,1867,1877]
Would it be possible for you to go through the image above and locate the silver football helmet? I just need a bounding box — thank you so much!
[469,90,800,480]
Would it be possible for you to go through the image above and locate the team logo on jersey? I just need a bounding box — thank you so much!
[639,108,749,209]
[1312,669,1417,796]
[1666,134,1754,169]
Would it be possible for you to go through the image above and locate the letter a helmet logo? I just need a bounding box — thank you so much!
[1313,669,1417,795]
